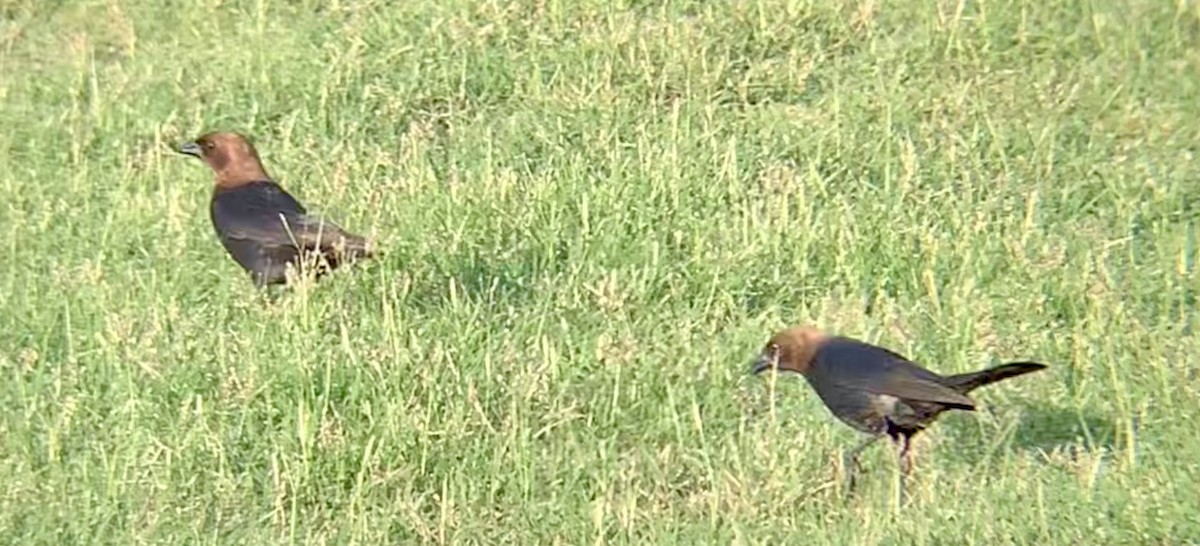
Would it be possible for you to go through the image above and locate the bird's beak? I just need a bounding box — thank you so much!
[177,141,202,157]
[751,351,776,375]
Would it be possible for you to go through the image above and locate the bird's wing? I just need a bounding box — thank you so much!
[226,213,368,252]
[213,182,369,252]
[864,370,976,409]
[818,338,976,409]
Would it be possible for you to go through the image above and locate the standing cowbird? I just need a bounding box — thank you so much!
[752,325,1046,483]
[178,132,374,287]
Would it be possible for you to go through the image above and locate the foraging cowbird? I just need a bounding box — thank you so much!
[752,325,1046,478]
[178,132,373,287]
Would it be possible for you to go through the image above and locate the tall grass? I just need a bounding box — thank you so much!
[1,0,1197,543]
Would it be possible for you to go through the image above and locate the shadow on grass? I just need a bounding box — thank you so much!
[1006,402,1116,452]
[351,242,562,316]
[935,401,1116,468]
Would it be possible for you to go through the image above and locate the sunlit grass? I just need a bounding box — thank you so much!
[0,0,1197,543]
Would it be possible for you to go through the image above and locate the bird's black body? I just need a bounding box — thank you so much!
[805,337,1045,445]
[211,180,370,287]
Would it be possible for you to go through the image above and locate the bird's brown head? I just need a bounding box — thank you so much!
[178,132,270,187]
[751,325,828,376]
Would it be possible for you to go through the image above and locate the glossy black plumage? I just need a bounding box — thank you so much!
[211,180,371,287]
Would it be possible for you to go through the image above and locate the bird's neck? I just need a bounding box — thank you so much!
[214,162,271,188]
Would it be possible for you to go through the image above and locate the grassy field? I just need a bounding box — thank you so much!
[1,0,1198,543]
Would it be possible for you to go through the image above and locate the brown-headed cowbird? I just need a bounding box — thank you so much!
[178,132,373,287]
[752,325,1046,481]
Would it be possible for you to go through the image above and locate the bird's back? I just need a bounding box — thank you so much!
[211,180,306,231]
[803,337,979,433]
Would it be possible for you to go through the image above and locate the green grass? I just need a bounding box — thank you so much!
[1,0,1198,543]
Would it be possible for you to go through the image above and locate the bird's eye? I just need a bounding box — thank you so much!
[204,141,215,150]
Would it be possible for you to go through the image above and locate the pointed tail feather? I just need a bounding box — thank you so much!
[943,361,1048,393]
[305,226,376,260]
[335,232,376,261]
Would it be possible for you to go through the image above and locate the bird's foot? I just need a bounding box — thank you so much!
[840,452,863,495]
[897,437,915,475]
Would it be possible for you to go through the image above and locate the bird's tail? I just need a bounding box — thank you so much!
[942,361,1048,394]
[307,227,376,264]
[335,233,376,261]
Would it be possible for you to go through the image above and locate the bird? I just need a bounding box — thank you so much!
[177,131,374,288]
[751,325,1046,485]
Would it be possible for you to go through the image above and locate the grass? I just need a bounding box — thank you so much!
[1,0,1197,543]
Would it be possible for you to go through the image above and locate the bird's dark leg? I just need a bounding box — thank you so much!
[898,434,914,475]
[848,434,883,463]
[892,433,914,505]
[842,434,882,494]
